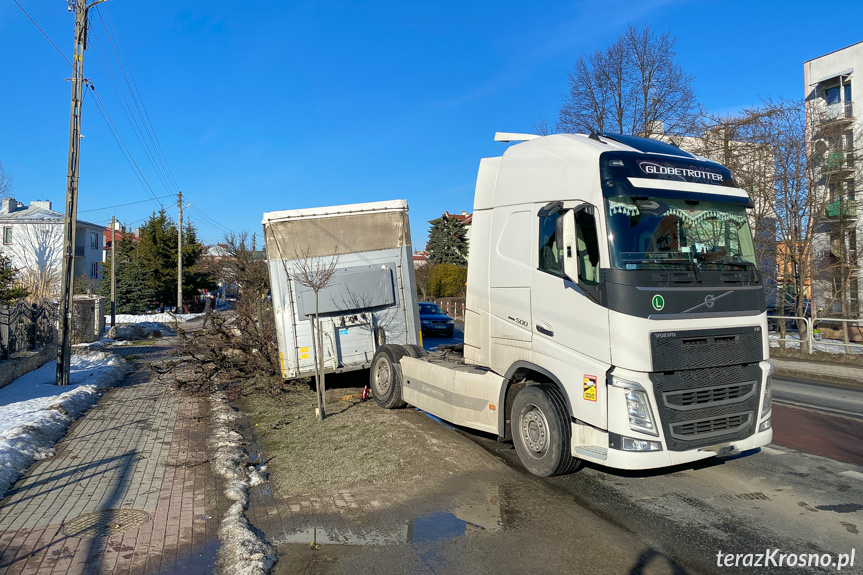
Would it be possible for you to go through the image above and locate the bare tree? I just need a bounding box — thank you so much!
[557,25,698,137]
[533,117,553,136]
[290,245,339,420]
[6,224,64,301]
[0,161,13,199]
[414,262,434,301]
[265,226,340,420]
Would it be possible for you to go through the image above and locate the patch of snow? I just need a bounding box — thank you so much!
[0,350,130,498]
[768,332,863,354]
[106,312,202,325]
[208,392,276,575]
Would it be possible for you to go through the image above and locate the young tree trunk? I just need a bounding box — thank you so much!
[315,291,327,420]
[309,317,324,420]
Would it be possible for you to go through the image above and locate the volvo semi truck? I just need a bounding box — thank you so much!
[370,132,773,477]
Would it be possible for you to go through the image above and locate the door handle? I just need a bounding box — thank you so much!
[536,322,554,337]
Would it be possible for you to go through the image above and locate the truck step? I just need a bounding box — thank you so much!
[574,446,608,461]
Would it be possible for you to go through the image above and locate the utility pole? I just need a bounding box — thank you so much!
[110,215,116,327]
[177,191,183,312]
[57,0,105,386]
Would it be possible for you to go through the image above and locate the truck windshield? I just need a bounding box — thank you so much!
[606,196,757,272]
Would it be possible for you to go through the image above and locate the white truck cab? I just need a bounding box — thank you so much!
[371,132,773,477]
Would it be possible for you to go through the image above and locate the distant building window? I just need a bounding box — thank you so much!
[2,227,11,244]
[90,232,99,249]
[90,262,99,278]
[825,86,840,105]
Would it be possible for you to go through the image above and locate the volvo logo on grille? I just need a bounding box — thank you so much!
[704,295,716,308]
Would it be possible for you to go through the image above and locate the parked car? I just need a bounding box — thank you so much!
[418,302,454,337]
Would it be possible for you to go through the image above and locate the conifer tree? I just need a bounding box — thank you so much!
[0,250,27,304]
[426,215,468,265]
[98,230,155,314]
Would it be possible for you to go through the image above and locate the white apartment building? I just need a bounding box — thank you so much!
[805,41,862,318]
[0,198,104,297]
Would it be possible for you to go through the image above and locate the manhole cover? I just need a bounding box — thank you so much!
[63,509,151,538]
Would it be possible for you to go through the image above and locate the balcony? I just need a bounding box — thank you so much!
[818,101,854,129]
[819,151,855,176]
[823,199,857,219]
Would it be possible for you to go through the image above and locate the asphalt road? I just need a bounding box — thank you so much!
[428,327,863,574]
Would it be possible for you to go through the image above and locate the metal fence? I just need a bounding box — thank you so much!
[768,315,863,354]
[432,300,466,320]
[0,301,59,360]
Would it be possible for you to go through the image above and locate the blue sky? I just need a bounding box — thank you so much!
[1,0,861,248]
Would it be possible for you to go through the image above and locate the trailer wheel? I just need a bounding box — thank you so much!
[403,344,428,359]
[370,345,407,409]
[511,384,581,477]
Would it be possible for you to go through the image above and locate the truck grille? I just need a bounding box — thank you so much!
[663,382,756,410]
[670,413,753,440]
[651,326,763,371]
[650,364,762,451]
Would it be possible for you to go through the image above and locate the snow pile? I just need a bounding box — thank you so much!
[208,392,276,575]
[107,312,202,325]
[769,332,863,355]
[0,350,130,498]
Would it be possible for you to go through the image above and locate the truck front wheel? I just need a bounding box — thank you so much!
[511,384,581,477]
[370,345,407,409]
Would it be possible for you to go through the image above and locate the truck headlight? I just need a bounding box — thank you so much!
[446,319,454,324]
[624,388,658,436]
[610,374,659,437]
[761,375,772,418]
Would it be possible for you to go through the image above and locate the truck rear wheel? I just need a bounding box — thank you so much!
[370,345,407,409]
[511,384,581,477]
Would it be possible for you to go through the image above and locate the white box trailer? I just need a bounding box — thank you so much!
[262,200,421,380]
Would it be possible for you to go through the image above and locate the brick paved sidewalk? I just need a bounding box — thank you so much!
[0,342,224,575]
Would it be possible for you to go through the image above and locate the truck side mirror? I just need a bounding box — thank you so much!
[556,210,579,281]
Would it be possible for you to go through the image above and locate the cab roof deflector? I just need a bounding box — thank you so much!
[494,132,541,143]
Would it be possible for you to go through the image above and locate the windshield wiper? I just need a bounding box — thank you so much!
[712,259,758,281]
[630,258,701,283]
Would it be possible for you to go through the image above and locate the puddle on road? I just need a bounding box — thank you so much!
[160,538,219,574]
[274,488,516,574]
[279,491,505,547]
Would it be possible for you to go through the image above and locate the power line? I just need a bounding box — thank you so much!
[103,6,180,192]
[91,7,181,195]
[187,204,234,236]
[78,193,176,213]
[11,0,72,66]
[87,84,164,206]
[89,30,176,197]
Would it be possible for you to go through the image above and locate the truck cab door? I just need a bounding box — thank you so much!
[530,202,610,429]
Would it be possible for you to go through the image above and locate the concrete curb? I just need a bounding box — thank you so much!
[771,358,863,390]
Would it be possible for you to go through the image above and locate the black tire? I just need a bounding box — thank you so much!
[370,345,407,409]
[511,384,581,477]
[403,344,428,359]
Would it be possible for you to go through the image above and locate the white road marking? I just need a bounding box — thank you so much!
[760,446,786,455]
[840,470,863,481]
